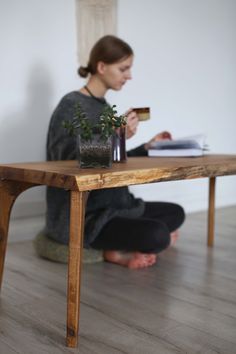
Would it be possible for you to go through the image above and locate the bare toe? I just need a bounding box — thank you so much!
[170,230,179,246]
[104,251,157,269]
[128,253,156,269]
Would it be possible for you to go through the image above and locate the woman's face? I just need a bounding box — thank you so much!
[98,55,133,91]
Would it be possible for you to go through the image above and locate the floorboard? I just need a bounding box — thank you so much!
[0,206,236,353]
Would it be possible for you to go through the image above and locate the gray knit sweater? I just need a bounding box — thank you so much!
[45,91,147,247]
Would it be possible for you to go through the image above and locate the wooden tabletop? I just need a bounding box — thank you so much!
[0,155,236,191]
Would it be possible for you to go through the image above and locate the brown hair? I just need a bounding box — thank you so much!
[78,35,133,78]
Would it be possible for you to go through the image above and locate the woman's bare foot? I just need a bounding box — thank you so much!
[170,230,179,246]
[103,250,157,269]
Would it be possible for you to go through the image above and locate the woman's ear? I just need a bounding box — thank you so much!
[97,61,106,75]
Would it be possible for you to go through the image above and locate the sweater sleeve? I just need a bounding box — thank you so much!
[46,95,77,161]
[127,144,148,157]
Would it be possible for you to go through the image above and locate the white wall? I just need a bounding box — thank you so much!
[116,0,236,211]
[1,0,236,222]
[0,0,82,217]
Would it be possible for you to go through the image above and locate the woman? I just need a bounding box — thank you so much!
[46,35,185,269]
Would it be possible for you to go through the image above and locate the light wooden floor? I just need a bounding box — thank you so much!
[0,206,236,354]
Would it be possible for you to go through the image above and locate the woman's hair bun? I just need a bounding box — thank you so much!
[78,65,89,78]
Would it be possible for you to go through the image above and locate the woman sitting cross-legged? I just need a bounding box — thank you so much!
[45,35,185,269]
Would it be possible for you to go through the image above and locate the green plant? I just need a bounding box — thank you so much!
[62,103,93,141]
[100,104,127,140]
[62,103,126,141]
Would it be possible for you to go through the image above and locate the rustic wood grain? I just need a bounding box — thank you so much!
[208,177,216,247]
[66,190,88,347]
[0,180,37,290]
[0,155,236,191]
[0,155,236,348]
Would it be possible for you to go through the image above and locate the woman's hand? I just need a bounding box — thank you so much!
[145,131,172,150]
[125,108,139,139]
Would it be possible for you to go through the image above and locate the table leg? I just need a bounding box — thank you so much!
[66,190,88,348]
[0,180,37,290]
[207,177,216,247]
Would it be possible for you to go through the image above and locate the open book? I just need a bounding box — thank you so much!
[148,134,207,157]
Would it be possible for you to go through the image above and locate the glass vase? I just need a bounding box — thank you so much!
[78,134,112,169]
[112,126,127,162]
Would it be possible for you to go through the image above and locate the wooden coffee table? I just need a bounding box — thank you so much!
[1,155,236,347]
